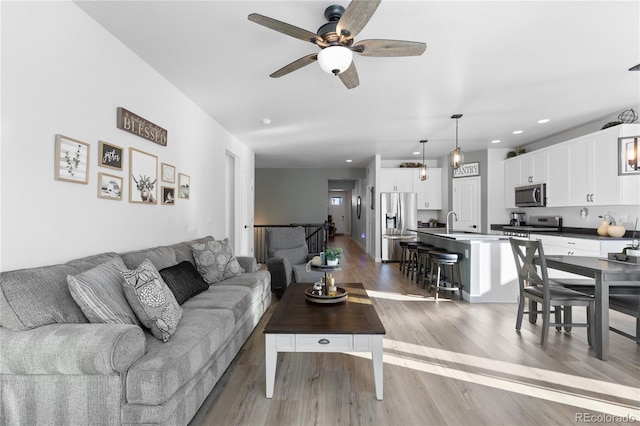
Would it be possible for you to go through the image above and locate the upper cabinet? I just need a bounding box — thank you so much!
[504,123,640,208]
[379,168,414,192]
[567,124,639,206]
[505,150,550,208]
[415,168,442,210]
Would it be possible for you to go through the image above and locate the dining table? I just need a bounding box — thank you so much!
[538,255,640,361]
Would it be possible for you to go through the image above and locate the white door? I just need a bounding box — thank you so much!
[243,176,254,256]
[452,176,480,233]
[328,191,348,234]
[225,153,236,247]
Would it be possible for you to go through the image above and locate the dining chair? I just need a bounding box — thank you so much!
[509,238,595,347]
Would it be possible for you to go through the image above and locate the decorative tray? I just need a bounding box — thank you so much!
[310,264,342,270]
[607,253,640,264]
[305,287,348,304]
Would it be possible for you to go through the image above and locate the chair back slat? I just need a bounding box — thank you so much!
[509,238,550,299]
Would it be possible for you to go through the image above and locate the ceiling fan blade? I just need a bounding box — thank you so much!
[336,0,382,40]
[353,39,427,57]
[248,13,322,44]
[270,53,318,78]
[339,62,359,89]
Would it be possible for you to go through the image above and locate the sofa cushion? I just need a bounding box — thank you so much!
[120,246,177,270]
[122,259,183,342]
[191,237,244,284]
[169,241,196,266]
[126,308,235,405]
[181,286,251,322]
[0,264,88,330]
[67,257,139,325]
[215,270,271,304]
[65,252,121,274]
[159,261,209,305]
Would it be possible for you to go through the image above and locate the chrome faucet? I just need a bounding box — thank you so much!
[446,211,458,234]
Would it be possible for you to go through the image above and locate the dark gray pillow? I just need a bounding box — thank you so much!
[159,261,209,305]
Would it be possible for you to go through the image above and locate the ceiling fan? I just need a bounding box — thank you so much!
[248,1,426,89]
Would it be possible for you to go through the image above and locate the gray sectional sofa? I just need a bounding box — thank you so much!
[0,237,271,425]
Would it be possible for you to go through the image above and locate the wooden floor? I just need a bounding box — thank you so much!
[190,235,640,426]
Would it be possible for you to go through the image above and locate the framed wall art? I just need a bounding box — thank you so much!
[98,141,123,171]
[54,134,90,184]
[161,163,175,183]
[618,136,640,175]
[97,172,123,200]
[161,186,175,205]
[178,173,190,199]
[129,147,158,204]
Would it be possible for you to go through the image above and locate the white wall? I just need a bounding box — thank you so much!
[1,1,255,270]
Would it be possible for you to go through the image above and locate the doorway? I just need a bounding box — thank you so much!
[452,176,481,233]
[328,190,351,235]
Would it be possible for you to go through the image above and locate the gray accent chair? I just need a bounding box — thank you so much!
[265,227,323,297]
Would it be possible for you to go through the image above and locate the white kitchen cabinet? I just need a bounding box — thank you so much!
[504,159,519,209]
[415,168,442,210]
[535,234,631,278]
[519,151,548,185]
[504,123,639,207]
[566,124,640,206]
[546,145,568,206]
[504,150,549,208]
[380,168,414,192]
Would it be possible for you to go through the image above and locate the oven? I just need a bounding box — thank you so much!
[502,216,562,240]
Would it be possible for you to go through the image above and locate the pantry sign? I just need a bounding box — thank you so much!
[117,107,167,146]
[453,162,479,178]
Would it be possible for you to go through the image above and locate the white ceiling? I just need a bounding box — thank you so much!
[75,1,640,169]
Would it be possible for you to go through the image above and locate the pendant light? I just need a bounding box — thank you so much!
[419,140,428,181]
[451,114,464,170]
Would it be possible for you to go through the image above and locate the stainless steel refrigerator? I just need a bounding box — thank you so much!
[381,192,417,262]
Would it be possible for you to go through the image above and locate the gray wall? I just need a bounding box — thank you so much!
[255,168,366,225]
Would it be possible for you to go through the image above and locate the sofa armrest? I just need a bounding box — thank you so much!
[0,323,145,375]
[266,257,292,297]
[237,256,259,272]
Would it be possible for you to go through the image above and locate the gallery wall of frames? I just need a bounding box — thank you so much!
[53,108,191,206]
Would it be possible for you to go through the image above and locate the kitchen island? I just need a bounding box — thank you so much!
[410,229,518,303]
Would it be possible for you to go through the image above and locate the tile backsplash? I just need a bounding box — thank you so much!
[516,205,640,230]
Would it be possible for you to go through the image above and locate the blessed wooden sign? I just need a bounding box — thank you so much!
[117,107,167,146]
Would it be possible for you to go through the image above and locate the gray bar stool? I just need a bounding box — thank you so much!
[399,241,410,273]
[416,245,435,285]
[406,242,420,279]
[427,251,462,300]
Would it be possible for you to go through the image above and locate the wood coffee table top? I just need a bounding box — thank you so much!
[264,283,386,335]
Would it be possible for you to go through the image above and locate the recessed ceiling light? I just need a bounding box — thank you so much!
[260,118,271,125]
[413,151,420,155]
[537,119,550,124]
[512,130,523,135]
[491,139,501,144]
[346,159,353,163]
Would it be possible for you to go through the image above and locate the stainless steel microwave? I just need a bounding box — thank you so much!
[515,183,546,207]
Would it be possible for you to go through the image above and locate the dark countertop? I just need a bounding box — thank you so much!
[490,224,635,241]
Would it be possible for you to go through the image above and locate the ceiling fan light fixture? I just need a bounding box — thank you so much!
[317,45,353,75]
